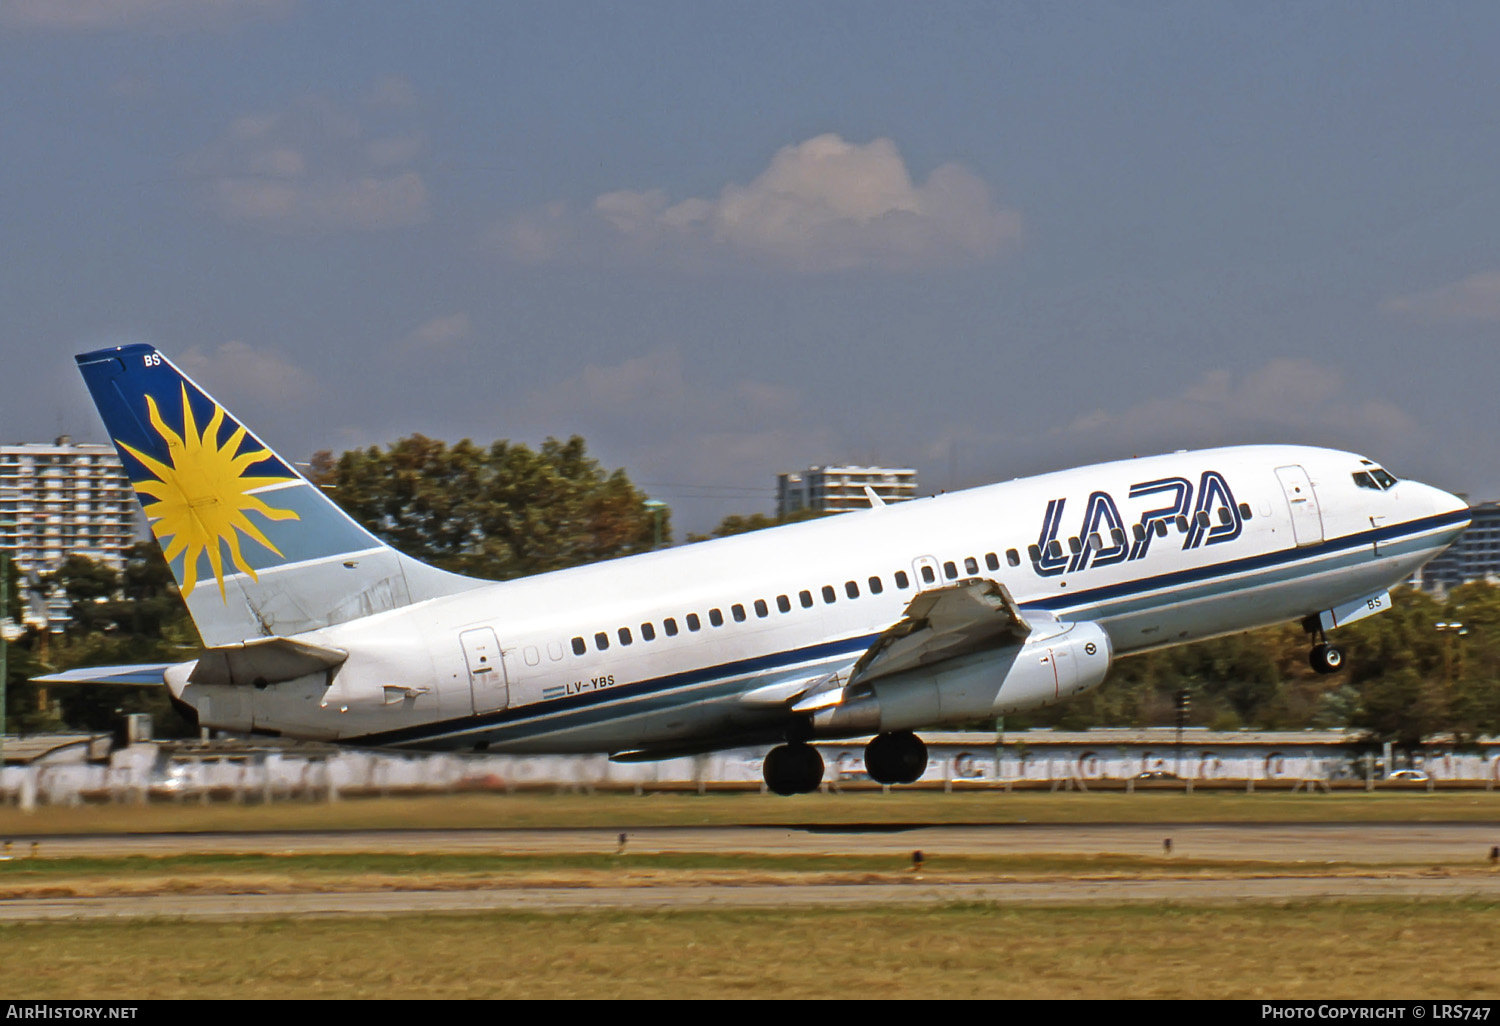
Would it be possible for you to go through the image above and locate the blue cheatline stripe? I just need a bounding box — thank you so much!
[350,633,877,748]
[345,510,1468,749]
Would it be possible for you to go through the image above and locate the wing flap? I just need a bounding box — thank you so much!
[851,578,1039,685]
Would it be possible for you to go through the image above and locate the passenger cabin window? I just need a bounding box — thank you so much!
[965,556,979,575]
[709,608,724,627]
[1175,515,1189,533]
[1156,520,1169,538]
[641,622,656,641]
[1217,507,1233,525]
[845,580,859,599]
[944,561,958,579]
[985,552,999,571]
[1027,544,1041,562]
[822,585,837,604]
[755,599,769,617]
[618,627,633,646]
[1111,527,1126,546]
[547,641,564,661]
[1195,510,1211,528]
[664,617,679,637]
[732,604,746,622]
[800,590,814,608]
[895,571,910,589]
[777,595,791,613]
[1006,549,1020,567]
[687,613,701,632]
[868,576,883,595]
[1046,540,1064,560]
[1087,533,1103,551]
[594,632,609,651]
[1067,537,1082,555]
[920,565,936,584]
[1133,524,1146,542]
[571,636,586,656]
[1238,502,1253,520]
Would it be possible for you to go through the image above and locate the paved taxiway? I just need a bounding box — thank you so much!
[6,822,1500,921]
[7,875,1500,921]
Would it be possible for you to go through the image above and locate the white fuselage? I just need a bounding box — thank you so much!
[169,444,1469,754]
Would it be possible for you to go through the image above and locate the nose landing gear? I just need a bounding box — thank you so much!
[1309,638,1344,675]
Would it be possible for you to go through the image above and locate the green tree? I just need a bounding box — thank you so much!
[310,434,667,580]
[686,507,830,543]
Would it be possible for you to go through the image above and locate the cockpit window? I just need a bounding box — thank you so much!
[1353,468,1399,491]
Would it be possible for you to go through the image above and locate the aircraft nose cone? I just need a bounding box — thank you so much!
[1429,484,1470,524]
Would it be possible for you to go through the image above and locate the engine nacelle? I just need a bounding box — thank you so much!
[811,620,1112,737]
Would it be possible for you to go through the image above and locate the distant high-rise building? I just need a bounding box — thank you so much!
[0,437,138,574]
[777,465,918,518]
[1413,499,1500,593]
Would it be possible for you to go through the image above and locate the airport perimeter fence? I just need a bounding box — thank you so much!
[3,733,1500,808]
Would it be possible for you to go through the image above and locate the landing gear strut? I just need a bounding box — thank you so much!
[1307,625,1344,675]
[864,731,928,785]
[763,743,824,795]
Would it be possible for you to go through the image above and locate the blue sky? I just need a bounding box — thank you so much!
[4,1,1500,531]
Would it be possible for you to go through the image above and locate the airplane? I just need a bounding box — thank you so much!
[38,343,1471,794]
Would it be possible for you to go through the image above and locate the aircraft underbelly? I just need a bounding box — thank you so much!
[1096,536,1437,654]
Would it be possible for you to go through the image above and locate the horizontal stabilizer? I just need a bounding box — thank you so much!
[187,637,348,687]
[32,664,174,687]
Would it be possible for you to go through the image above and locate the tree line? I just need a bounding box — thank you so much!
[8,433,1497,752]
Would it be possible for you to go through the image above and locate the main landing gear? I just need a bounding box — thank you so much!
[864,730,927,786]
[762,742,824,796]
[761,730,932,794]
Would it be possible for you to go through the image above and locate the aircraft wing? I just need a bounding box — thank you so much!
[32,664,175,686]
[848,578,1040,685]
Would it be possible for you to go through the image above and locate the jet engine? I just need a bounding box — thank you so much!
[810,620,1112,737]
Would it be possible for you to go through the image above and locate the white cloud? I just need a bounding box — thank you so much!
[492,134,1022,273]
[189,90,428,232]
[405,312,468,352]
[1380,270,1500,323]
[1050,359,1424,469]
[178,341,316,409]
[1,0,293,31]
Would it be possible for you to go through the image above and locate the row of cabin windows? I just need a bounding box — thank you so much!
[568,549,1024,656]
[563,502,1259,657]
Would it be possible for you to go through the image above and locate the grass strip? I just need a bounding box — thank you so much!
[6,900,1499,999]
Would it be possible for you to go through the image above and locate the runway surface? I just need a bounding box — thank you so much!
[5,822,1500,921]
[10,821,1500,861]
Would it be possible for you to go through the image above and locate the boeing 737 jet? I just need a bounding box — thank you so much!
[40,345,1471,793]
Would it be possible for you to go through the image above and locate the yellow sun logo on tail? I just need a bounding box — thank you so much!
[118,385,300,600]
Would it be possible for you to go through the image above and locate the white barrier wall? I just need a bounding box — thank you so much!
[3,730,1499,806]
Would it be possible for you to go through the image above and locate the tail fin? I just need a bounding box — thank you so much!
[76,344,484,646]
